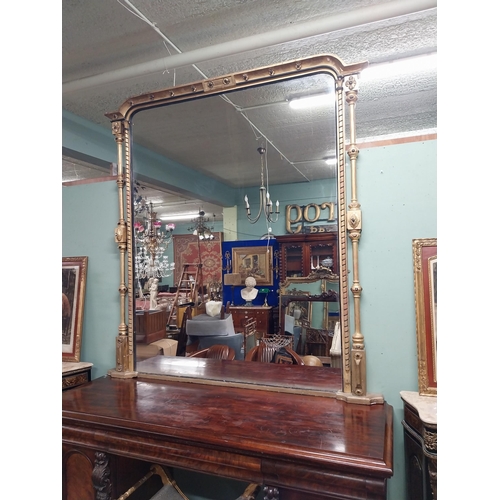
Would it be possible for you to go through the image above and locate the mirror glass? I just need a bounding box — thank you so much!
[120,64,348,393]
[279,273,340,366]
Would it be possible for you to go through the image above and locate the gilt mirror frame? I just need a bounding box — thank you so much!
[105,54,380,403]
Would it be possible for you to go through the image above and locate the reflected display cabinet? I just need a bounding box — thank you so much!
[276,233,338,282]
[229,305,274,341]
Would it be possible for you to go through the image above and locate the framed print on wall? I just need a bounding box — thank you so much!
[412,238,437,396]
[232,246,273,286]
[62,256,88,362]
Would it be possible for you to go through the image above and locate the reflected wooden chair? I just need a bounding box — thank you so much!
[188,344,236,360]
[245,342,305,365]
[302,355,324,367]
[243,317,257,358]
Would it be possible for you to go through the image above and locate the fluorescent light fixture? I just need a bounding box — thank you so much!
[160,212,199,221]
[289,93,334,110]
[361,53,437,81]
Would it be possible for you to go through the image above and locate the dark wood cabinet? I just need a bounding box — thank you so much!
[135,309,167,344]
[229,305,273,341]
[401,391,437,500]
[276,233,338,282]
[62,362,92,391]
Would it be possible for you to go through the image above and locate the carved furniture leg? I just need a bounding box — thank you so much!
[92,452,112,500]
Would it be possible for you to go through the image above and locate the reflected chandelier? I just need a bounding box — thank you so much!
[244,146,279,224]
[189,210,215,241]
[134,202,175,279]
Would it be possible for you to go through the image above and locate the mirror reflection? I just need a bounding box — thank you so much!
[121,66,347,390]
[279,271,340,367]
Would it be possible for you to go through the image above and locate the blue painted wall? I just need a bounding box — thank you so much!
[358,141,436,500]
[62,180,120,380]
[62,112,436,500]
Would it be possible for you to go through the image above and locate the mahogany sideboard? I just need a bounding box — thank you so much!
[62,361,393,500]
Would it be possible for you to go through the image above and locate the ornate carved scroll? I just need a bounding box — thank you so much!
[92,452,112,500]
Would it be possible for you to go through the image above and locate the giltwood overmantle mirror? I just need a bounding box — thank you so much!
[106,55,380,403]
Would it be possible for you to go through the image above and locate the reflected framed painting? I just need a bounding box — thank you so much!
[412,238,437,396]
[62,256,88,362]
[232,246,273,286]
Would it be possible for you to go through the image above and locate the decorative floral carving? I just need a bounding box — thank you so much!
[345,75,357,91]
[424,429,437,452]
[62,374,88,389]
[92,452,112,500]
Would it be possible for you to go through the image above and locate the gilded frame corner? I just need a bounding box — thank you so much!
[62,256,88,362]
[412,238,437,396]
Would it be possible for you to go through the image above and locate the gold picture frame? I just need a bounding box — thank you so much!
[412,238,437,396]
[62,256,88,362]
[232,246,273,286]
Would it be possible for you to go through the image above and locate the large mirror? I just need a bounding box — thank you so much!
[106,55,373,401]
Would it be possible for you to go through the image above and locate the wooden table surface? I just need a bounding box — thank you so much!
[62,361,393,499]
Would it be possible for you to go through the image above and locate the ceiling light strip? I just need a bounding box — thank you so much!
[117,1,306,183]
[63,0,437,93]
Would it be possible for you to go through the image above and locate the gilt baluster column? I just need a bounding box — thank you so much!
[345,75,366,397]
[108,117,137,378]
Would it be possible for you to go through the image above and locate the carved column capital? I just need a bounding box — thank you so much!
[111,120,124,139]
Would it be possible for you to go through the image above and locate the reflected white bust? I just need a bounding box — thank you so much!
[241,276,258,305]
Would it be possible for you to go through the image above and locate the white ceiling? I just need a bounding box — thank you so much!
[62,0,437,221]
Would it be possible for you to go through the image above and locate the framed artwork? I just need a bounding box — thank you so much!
[62,256,88,362]
[232,246,273,286]
[173,233,222,286]
[412,238,437,396]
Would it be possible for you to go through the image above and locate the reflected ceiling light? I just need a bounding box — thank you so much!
[361,53,437,81]
[134,202,175,291]
[244,146,279,225]
[160,212,200,221]
[289,93,334,109]
[188,210,215,240]
[324,158,336,166]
